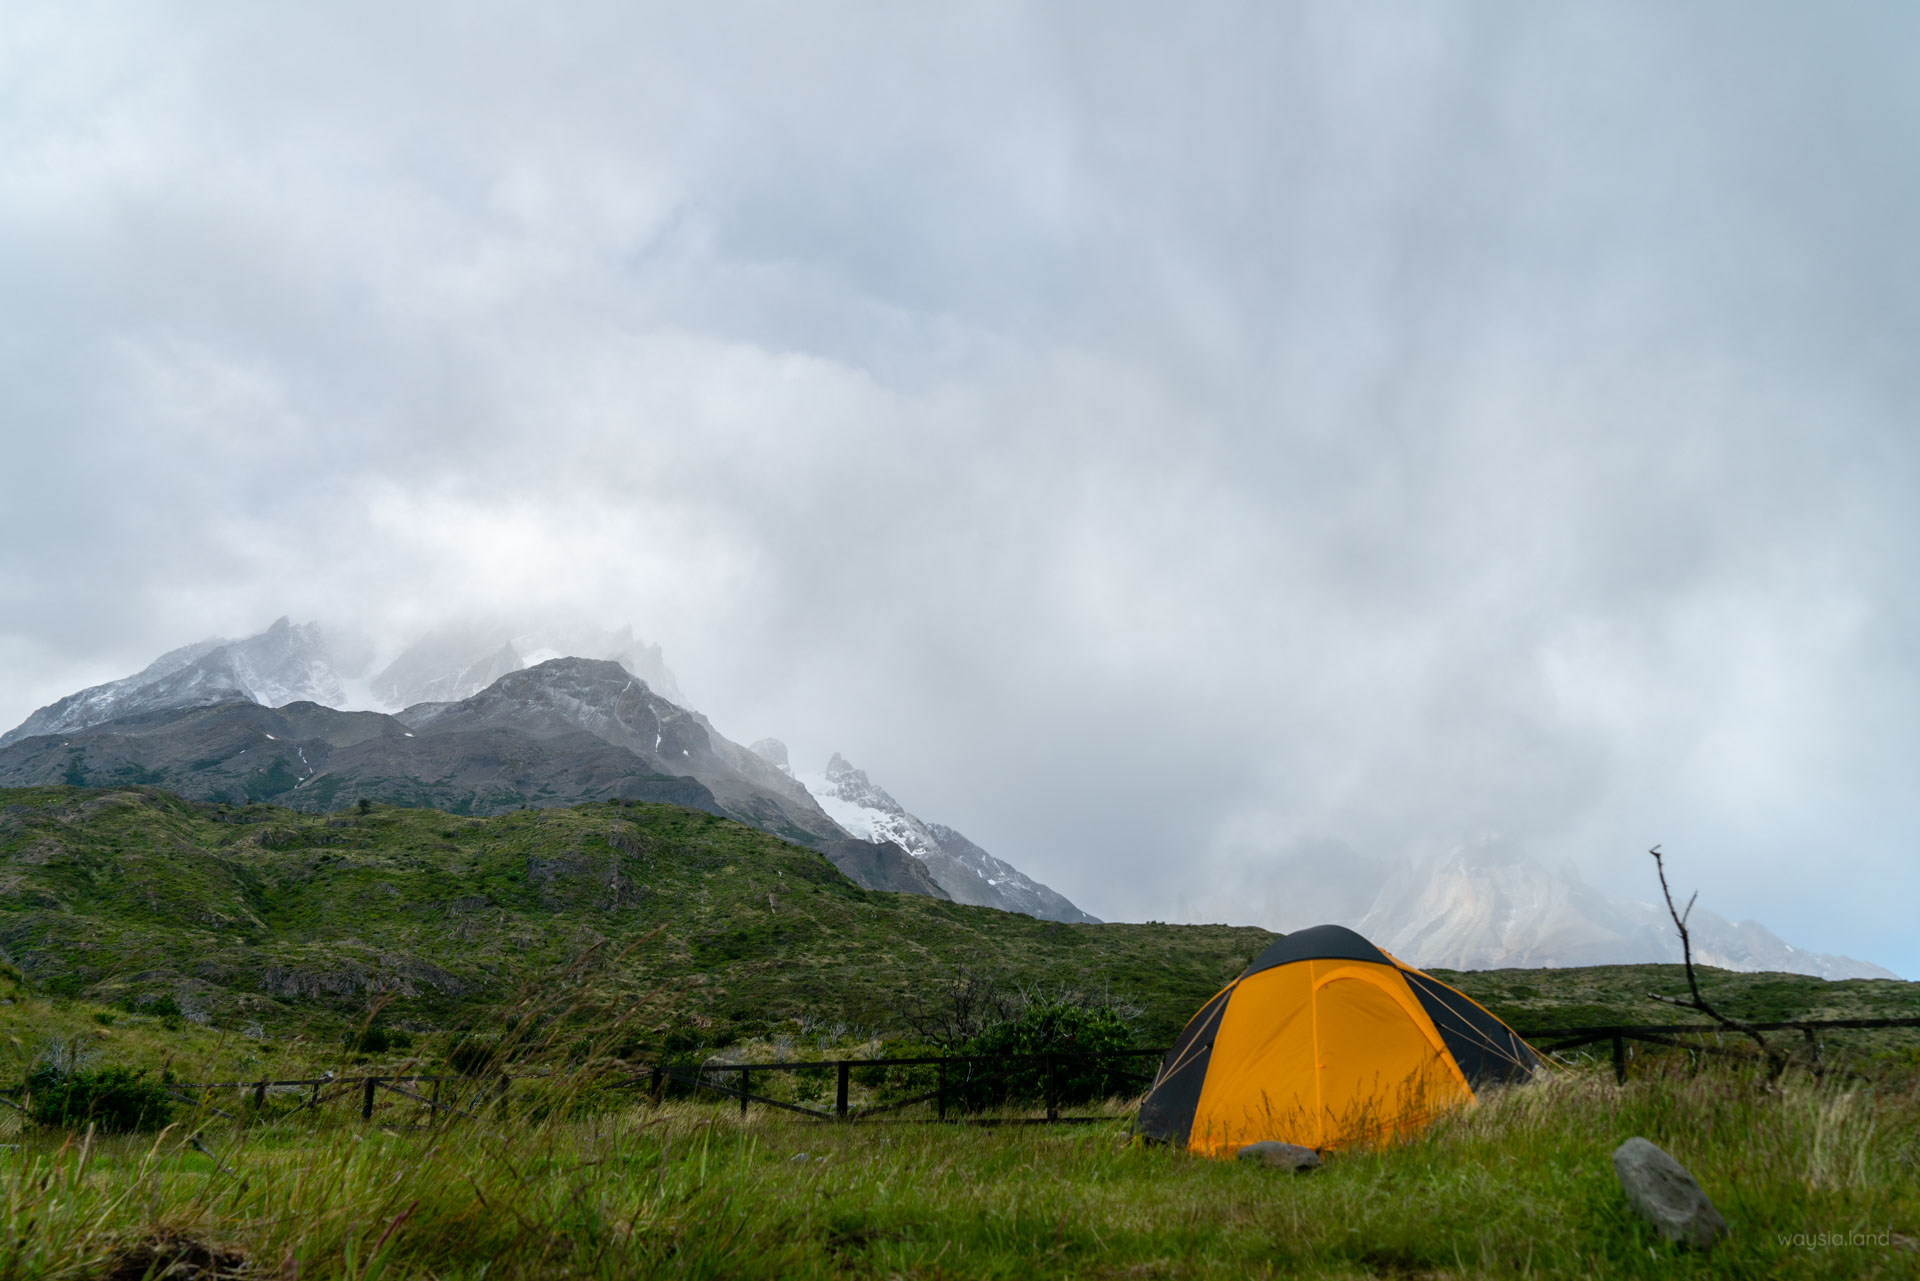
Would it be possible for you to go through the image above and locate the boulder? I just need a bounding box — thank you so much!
[1611,1137,1727,1249]
[1235,1141,1322,1172]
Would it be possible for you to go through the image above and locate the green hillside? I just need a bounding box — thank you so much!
[0,786,1268,1050]
[1,785,1913,1068]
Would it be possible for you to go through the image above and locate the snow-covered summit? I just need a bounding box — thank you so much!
[0,618,354,748]
[774,745,1098,924]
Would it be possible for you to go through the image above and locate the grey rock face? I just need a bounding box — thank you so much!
[1611,1137,1727,1249]
[817,839,952,899]
[398,658,846,845]
[801,753,1098,924]
[1235,1141,1321,1171]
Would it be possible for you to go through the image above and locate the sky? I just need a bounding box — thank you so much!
[3,2,1917,975]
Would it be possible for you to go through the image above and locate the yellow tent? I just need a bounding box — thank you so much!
[1135,924,1540,1156]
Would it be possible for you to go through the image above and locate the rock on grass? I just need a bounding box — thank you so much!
[1611,1137,1727,1249]
[1235,1141,1322,1171]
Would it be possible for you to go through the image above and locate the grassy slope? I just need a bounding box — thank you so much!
[0,786,1268,1051]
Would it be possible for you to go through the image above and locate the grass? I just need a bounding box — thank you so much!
[0,1059,1915,1279]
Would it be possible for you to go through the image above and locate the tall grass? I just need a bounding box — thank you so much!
[0,1056,1913,1279]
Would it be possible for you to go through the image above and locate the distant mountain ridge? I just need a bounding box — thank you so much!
[0,618,350,749]
[1355,836,1898,981]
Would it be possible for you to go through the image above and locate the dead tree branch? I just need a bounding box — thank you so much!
[1645,845,1784,1077]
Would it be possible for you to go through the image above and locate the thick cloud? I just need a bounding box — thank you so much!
[3,2,1916,973]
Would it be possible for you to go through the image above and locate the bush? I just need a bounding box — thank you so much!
[345,1024,412,1055]
[130,994,182,1019]
[25,1064,174,1133]
[447,1035,501,1075]
[948,999,1145,1110]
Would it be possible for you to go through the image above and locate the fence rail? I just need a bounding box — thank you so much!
[12,1016,1915,1124]
[1517,1015,1920,1082]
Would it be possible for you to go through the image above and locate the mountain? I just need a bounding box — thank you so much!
[0,658,856,841]
[1,619,1092,924]
[393,659,844,845]
[1355,836,1898,980]
[756,745,1097,924]
[0,618,360,749]
[0,625,990,904]
[0,681,718,815]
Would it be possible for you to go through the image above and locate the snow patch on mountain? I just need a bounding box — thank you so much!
[779,748,1098,924]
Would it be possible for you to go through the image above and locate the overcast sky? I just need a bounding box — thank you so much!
[4,2,1917,975]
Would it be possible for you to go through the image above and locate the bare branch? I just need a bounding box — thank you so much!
[1646,845,1780,1072]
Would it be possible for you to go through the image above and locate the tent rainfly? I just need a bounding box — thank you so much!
[1135,924,1542,1156]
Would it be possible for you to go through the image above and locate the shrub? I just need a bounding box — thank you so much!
[948,998,1144,1110]
[136,994,183,1019]
[447,1035,500,1075]
[345,1024,412,1055]
[25,1064,174,1133]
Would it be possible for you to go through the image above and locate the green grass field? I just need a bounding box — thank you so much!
[2,1058,1915,1280]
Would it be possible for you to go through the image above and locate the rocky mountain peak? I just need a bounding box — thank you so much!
[799,753,1098,924]
[398,657,709,762]
[370,621,683,711]
[821,753,905,816]
[0,618,357,749]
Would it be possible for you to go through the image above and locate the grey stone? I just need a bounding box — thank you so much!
[1235,1141,1322,1171]
[1611,1137,1727,1249]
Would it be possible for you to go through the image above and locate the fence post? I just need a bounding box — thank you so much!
[1611,1036,1626,1084]
[1045,1054,1058,1123]
[362,1077,377,1121]
[308,1081,319,1111]
[649,1066,664,1104]
[739,1067,750,1118]
[836,1061,850,1120]
[937,1060,947,1122]
[254,1079,267,1112]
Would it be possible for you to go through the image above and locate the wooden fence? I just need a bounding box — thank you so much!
[1519,1015,1920,1083]
[623,1047,1169,1123]
[23,1015,1917,1126]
